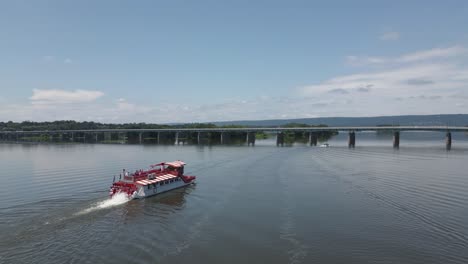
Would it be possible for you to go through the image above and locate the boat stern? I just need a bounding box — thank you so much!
[109,182,138,199]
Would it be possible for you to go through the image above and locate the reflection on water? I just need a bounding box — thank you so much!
[122,185,195,220]
[1,135,468,264]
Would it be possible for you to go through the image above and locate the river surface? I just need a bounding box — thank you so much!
[1,132,468,264]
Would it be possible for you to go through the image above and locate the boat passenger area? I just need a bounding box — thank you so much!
[135,174,179,186]
[110,160,196,198]
[128,160,189,185]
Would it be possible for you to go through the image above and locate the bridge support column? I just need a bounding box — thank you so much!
[157,132,160,144]
[393,131,400,148]
[175,132,179,145]
[446,132,452,151]
[348,131,355,148]
[276,132,285,147]
[139,132,142,144]
[104,132,111,142]
[247,132,256,146]
[309,132,318,146]
[176,132,187,145]
[220,132,225,144]
[197,132,210,145]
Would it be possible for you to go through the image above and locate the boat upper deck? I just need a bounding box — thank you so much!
[135,173,179,186]
[123,160,186,186]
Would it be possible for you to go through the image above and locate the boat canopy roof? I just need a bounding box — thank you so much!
[136,174,178,186]
[150,160,186,168]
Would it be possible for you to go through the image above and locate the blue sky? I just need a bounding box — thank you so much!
[1,0,468,123]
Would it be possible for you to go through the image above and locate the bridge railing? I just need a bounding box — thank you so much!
[1,126,467,134]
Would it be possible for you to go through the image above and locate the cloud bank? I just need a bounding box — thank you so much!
[30,89,104,104]
[1,45,468,123]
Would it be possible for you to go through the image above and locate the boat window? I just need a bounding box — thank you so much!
[152,183,156,188]
[147,185,151,190]
[165,180,169,184]
[160,181,164,186]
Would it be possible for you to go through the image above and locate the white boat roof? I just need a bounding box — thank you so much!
[136,174,178,186]
[165,161,186,167]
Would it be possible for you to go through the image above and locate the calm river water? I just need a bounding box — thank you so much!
[1,132,468,264]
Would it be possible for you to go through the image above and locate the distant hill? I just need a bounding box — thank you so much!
[212,114,468,127]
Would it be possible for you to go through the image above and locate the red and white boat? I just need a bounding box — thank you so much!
[109,160,196,199]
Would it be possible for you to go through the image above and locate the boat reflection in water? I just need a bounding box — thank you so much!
[122,184,197,220]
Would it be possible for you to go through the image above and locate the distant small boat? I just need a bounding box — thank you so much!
[109,160,196,199]
[319,143,330,148]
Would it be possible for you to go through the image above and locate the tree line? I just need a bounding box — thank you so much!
[0,120,333,131]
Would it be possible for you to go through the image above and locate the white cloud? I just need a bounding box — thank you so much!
[346,45,467,66]
[43,55,55,62]
[397,45,466,63]
[1,86,467,123]
[380,31,400,41]
[42,56,74,64]
[346,55,386,66]
[301,62,465,98]
[299,45,468,117]
[116,98,151,113]
[1,45,468,123]
[30,89,104,103]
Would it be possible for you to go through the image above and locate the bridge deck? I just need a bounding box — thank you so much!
[1,126,467,134]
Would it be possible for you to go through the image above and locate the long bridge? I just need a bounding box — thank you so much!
[1,126,467,150]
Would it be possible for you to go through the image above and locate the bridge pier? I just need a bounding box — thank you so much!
[276,132,285,146]
[348,131,355,148]
[309,132,318,146]
[121,132,127,143]
[446,132,452,151]
[176,132,187,145]
[104,132,111,142]
[393,131,400,148]
[139,132,143,144]
[220,132,233,145]
[197,132,209,144]
[246,132,256,146]
[175,132,179,145]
